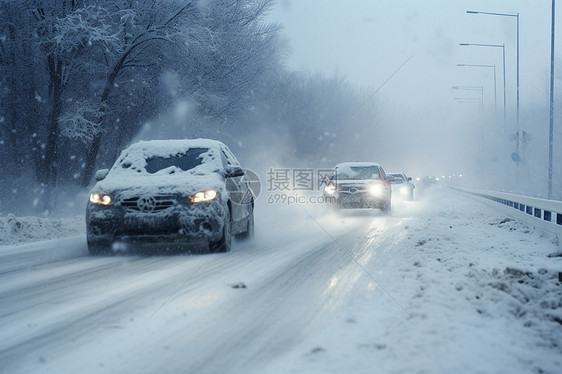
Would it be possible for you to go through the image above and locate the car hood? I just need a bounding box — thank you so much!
[91,173,226,199]
[335,179,385,185]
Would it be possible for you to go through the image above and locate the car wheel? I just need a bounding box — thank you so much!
[235,207,254,240]
[209,210,232,253]
[408,191,414,201]
[87,238,111,256]
[380,199,392,213]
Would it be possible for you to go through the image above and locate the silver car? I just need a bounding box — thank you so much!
[388,172,415,201]
[324,162,392,211]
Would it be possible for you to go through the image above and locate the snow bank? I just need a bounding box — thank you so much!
[265,188,562,374]
[0,215,85,246]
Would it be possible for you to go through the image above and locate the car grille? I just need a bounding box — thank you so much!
[338,185,367,194]
[120,195,177,213]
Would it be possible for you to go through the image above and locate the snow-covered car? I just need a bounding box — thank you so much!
[324,162,392,211]
[388,172,415,201]
[86,139,254,255]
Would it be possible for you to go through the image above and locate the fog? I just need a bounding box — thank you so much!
[0,0,561,217]
[267,0,562,198]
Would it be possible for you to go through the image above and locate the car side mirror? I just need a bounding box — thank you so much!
[225,166,244,178]
[95,169,109,181]
[407,177,412,181]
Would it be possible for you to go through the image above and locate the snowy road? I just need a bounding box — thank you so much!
[1,187,561,374]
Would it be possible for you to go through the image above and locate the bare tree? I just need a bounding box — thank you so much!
[1,0,285,213]
[80,0,281,186]
[80,1,197,186]
[32,1,122,186]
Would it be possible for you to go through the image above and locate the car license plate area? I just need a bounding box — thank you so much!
[341,194,362,204]
[121,215,179,236]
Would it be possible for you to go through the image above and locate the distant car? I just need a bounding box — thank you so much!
[419,175,439,188]
[86,139,254,255]
[324,162,392,211]
[388,172,415,201]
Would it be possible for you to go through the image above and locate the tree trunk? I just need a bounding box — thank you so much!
[80,47,132,187]
[79,3,195,187]
[82,132,103,187]
[43,53,63,187]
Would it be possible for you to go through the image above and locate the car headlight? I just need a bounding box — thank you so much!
[400,187,410,195]
[90,193,112,205]
[368,184,385,197]
[190,189,217,203]
[324,184,337,195]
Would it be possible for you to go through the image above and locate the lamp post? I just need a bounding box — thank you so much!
[454,97,481,103]
[548,0,555,199]
[459,43,506,133]
[452,86,484,112]
[453,86,485,149]
[467,10,520,154]
[457,64,497,112]
[453,97,482,107]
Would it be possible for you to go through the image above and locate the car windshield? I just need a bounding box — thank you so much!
[143,148,208,174]
[389,174,405,180]
[336,166,380,180]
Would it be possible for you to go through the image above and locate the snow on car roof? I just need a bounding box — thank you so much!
[112,139,226,173]
[333,162,383,180]
[124,138,227,156]
[335,162,382,168]
[96,139,228,191]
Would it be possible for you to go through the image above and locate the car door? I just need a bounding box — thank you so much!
[379,167,392,199]
[221,147,252,230]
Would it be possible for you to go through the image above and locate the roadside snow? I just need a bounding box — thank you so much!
[264,187,562,374]
[0,187,560,374]
[0,215,85,246]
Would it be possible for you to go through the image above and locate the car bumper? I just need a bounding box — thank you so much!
[391,185,414,199]
[336,193,387,208]
[86,201,226,245]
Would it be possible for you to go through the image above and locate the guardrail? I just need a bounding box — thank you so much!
[451,186,562,226]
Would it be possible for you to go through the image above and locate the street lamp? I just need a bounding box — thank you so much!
[454,97,482,105]
[454,97,481,102]
[452,86,484,112]
[457,64,497,112]
[548,0,555,199]
[467,10,520,154]
[452,87,484,149]
[454,97,483,110]
[459,43,506,126]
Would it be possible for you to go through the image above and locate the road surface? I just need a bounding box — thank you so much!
[1,187,560,374]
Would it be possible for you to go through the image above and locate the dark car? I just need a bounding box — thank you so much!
[323,162,392,211]
[388,172,415,201]
[86,139,254,255]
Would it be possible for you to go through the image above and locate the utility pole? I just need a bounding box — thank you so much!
[548,0,555,199]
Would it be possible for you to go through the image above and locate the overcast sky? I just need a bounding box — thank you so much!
[269,0,557,109]
[267,0,560,181]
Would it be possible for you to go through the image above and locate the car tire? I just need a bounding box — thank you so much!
[235,206,254,240]
[210,210,232,253]
[380,199,392,213]
[408,191,414,201]
[87,238,111,256]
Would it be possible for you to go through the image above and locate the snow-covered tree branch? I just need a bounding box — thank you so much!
[59,101,106,144]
